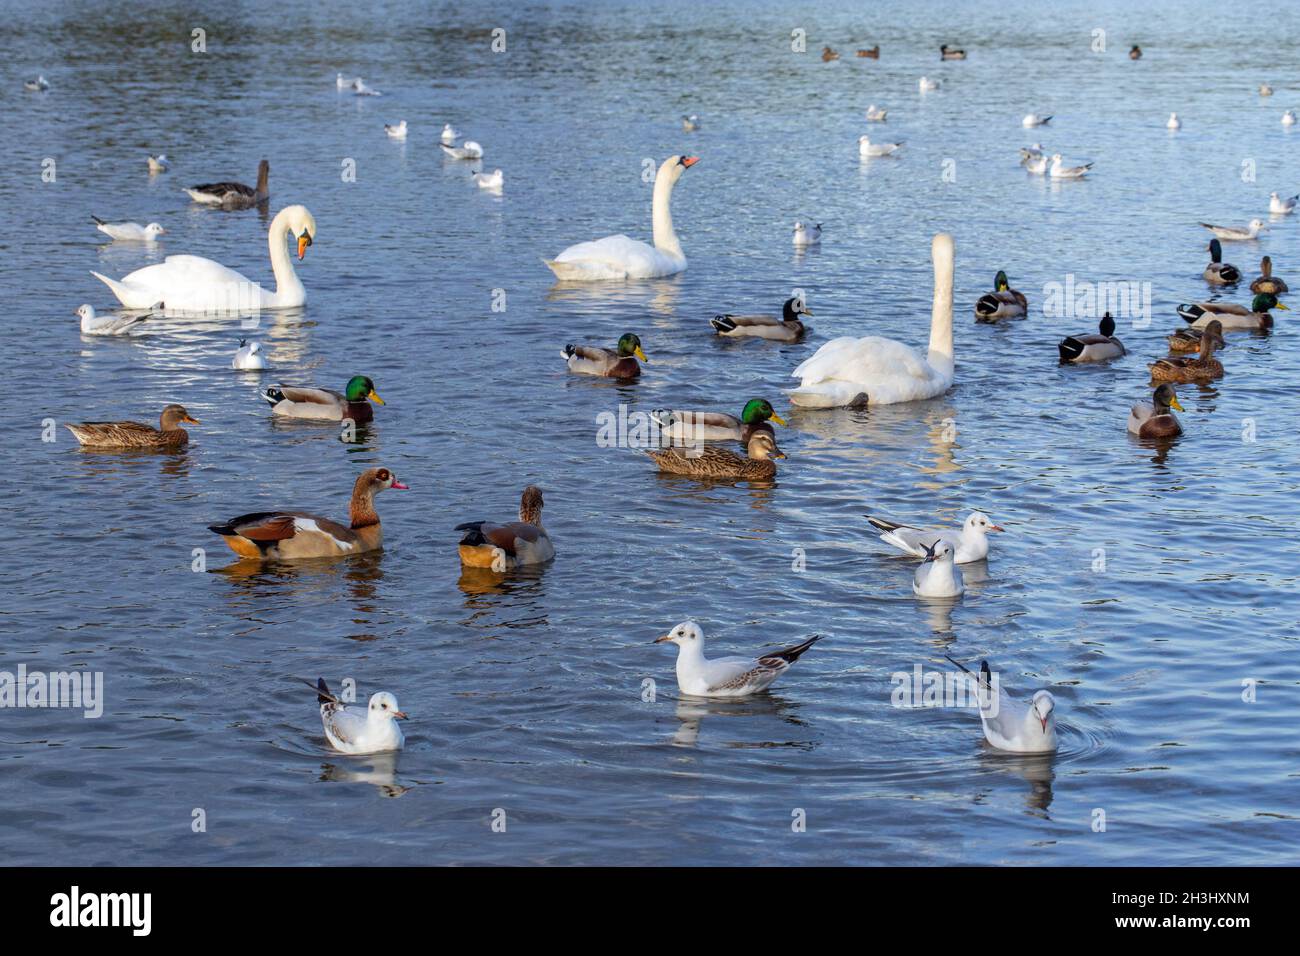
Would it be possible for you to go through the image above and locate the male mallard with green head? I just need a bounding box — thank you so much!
[264,375,384,422]
[1177,293,1287,331]
[651,398,786,443]
[647,431,785,481]
[711,297,812,342]
[562,333,646,378]
[66,403,199,448]
[1203,239,1241,285]
[974,270,1028,321]
[1059,312,1125,362]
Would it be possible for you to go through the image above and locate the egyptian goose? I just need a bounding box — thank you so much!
[455,485,554,572]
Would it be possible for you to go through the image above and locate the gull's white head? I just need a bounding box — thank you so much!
[368,691,408,721]
[144,222,165,238]
[1031,690,1055,732]
[655,620,703,647]
[964,511,1005,536]
[1248,218,1267,232]
[239,339,261,354]
[922,540,956,564]
[1049,153,1064,163]
[76,304,95,322]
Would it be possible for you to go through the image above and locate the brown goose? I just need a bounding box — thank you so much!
[207,467,407,560]
[65,404,198,448]
[646,431,785,481]
[455,486,554,572]
[185,159,270,209]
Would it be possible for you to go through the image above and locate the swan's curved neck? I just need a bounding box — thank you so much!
[651,168,684,259]
[266,210,303,307]
[928,239,955,377]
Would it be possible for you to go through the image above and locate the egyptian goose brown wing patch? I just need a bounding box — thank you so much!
[209,512,298,540]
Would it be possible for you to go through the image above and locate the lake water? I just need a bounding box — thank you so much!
[3,0,1298,865]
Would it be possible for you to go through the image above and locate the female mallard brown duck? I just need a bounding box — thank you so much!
[1059,312,1125,362]
[1203,239,1241,285]
[1150,322,1224,382]
[207,467,407,560]
[455,485,554,572]
[647,431,785,481]
[651,398,786,443]
[562,333,646,378]
[856,45,880,58]
[1177,293,1288,331]
[65,403,199,448]
[711,297,812,342]
[1167,318,1226,353]
[1249,255,1288,294]
[974,270,1027,321]
[263,376,384,422]
[1127,384,1184,439]
[821,46,840,62]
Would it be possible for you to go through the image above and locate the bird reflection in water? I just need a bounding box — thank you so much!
[316,750,410,798]
[977,749,1057,815]
[666,694,810,749]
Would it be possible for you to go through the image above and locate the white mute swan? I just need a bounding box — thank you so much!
[544,155,699,280]
[787,233,954,407]
[91,204,316,313]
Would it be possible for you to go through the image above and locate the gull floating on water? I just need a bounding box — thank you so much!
[147,154,169,174]
[384,120,407,140]
[307,678,406,755]
[865,104,888,122]
[473,168,504,189]
[441,123,459,144]
[92,216,165,242]
[918,76,939,92]
[1283,109,1296,126]
[867,511,1004,564]
[1022,113,1052,128]
[654,621,822,699]
[1049,154,1092,178]
[23,75,49,92]
[1269,191,1297,215]
[1200,218,1266,241]
[792,221,821,246]
[351,77,381,96]
[1167,112,1182,130]
[682,114,701,131]
[945,656,1058,753]
[913,540,964,598]
[441,140,483,160]
[336,72,358,90]
[859,135,903,157]
[76,304,146,336]
[232,339,266,370]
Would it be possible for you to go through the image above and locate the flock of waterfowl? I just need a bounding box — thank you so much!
[46,38,1295,759]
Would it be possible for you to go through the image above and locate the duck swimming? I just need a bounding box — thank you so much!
[65,404,198,448]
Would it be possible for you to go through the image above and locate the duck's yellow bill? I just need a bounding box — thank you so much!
[184,415,201,424]
[1276,302,1290,310]
[1169,396,1185,411]
[634,346,648,362]
[769,413,788,426]
[368,390,385,405]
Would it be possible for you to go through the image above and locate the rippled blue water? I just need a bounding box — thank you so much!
[2,0,1298,865]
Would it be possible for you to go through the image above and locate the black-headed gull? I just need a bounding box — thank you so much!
[792,221,821,246]
[945,656,1058,753]
[441,123,459,144]
[1269,192,1297,215]
[859,135,903,157]
[336,72,358,90]
[1283,109,1296,126]
[865,104,887,122]
[147,154,169,174]
[654,621,822,698]
[92,216,165,242]
[1167,112,1182,130]
[912,540,964,597]
[441,141,483,160]
[682,114,701,131]
[918,76,939,92]
[384,120,407,140]
[351,77,381,96]
[867,511,1004,564]
[307,678,406,754]
[76,304,146,336]
[232,339,266,370]
[1200,218,1266,241]
[1049,154,1092,178]
[24,75,49,92]
[1021,113,1052,128]
[473,168,504,189]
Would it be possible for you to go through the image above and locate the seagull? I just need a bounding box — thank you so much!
[1284,109,1297,126]
[306,678,406,755]
[913,540,964,598]
[91,216,165,242]
[792,221,822,246]
[945,656,1058,753]
[918,76,940,92]
[232,339,267,370]
[682,114,701,131]
[473,168,504,189]
[866,511,1004,564]
[440,140,483,160]
[336,72,358,90]
[440,123,459,144]
[865,104,888,122]
[351,77,381,96]
[1167,112,1182,130]
[23,75,49,92]
[1260,83,1274,96]
[859,135,903,157]
[1022,113,1052,128]
[76,304,146,336]
[147,154,169,174]
[1023,153,1049,174]
[384,120,407,140]
[1200,218,1267,241]
[654,621,822,699]
[1269,191,1298,215]
[1049,154,1092,178]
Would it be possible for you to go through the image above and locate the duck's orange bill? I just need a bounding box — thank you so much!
[183,415,201,424]
[682,156,700,167]
[297,234,311,259]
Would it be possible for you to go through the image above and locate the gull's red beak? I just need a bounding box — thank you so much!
[1040,717,1048,731]
[990,525,1006,533]
[393,711,409,720]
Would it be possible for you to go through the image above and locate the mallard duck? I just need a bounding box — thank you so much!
[939,44,967,60]
[208,467,407,560]
[1150,323,1224,382]
[185,159,269,209]
[1203,239,1241,285]
[821,46,840,62]
[65,404,198,448]
[1059,312,1125,362]
[856,46,880,59]
[974,270,1027,320]
[1127,384,1183,439]
[454,485,554,572]
[1167,318,1226,353]
[711,297,812,342]
[263,376,384,422]
[1250,255,1288,294]
[1177,293,1288,330]
[1129,45,1142,60]
[651,398,786,444]
[646,432,785,481]
[561,333,646,377]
